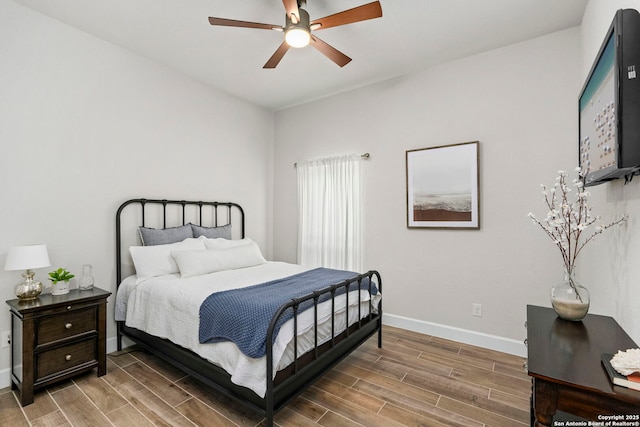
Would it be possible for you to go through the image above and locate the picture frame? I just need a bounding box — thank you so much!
[406,141,479,229]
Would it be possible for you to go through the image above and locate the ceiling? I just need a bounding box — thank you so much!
[12,0,588,111]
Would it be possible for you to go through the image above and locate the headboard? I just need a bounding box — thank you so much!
[115,198,245,286]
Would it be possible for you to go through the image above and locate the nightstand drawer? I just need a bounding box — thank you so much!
[36,338,97,381]
[36,307,97,345]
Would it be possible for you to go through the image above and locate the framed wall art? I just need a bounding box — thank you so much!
[406,141,479,229]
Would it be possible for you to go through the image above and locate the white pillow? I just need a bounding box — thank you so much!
[130,238,206,283]
[201,236,255,250]
[172,241,266,278]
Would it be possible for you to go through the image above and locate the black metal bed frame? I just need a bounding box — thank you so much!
[115,198,382,426]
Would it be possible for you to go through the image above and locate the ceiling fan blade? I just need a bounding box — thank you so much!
[282,0,300,23]
[208,17,281,30]
[310,36,352,67]
[311,1,382,31]
[263,41,291,69]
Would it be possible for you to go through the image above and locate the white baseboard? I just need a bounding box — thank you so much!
[106,319,528,357]
[0,317,526,390]
[0,367,9,390]
[382,313,527,357]
[107,336,119,354]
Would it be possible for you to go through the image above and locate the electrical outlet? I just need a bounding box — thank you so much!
[1,331,10,348]
[472,303,482,317]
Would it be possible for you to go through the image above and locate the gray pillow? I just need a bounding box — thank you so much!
[138,224,194,246]
[191,223,232,239]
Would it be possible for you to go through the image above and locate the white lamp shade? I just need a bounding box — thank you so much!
[5,244,51,271]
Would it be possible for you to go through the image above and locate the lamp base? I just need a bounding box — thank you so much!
[15,270,43,301]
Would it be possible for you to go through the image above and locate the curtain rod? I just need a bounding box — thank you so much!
[294,153,370,168]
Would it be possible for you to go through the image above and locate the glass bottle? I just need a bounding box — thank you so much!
[78,264,94,290]
[551,268,590,321]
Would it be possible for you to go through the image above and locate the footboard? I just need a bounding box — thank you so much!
[265,270,382,423]
[118,272,381,425]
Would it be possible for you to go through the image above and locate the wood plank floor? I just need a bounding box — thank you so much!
[0,325,530,426]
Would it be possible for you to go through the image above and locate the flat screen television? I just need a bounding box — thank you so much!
[579,8,640,186]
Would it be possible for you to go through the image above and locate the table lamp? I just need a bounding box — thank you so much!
[5,244,51,300]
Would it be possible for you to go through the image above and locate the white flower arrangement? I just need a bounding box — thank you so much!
[527,167,626,277]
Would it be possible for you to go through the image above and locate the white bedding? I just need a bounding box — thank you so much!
[115,261,380,397]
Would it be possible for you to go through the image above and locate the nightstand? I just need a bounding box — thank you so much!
[6,287,111,406]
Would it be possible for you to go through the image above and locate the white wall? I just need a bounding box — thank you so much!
[578,0,640,344]
[273,27,583,355]
[3,0,637,390]
[0,0,273,384]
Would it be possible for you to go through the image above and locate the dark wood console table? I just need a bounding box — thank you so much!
[527,305,640,426]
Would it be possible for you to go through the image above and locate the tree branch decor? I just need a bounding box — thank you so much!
[527,167,626,285]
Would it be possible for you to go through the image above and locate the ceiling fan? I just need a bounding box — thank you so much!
[208,0,383,68]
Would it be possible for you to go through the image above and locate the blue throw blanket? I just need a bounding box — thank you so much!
[199,268,378,358]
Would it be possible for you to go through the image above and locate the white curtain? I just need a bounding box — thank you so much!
[296,154,362,271]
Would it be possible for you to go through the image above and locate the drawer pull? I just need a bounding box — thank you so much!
[67,306,72,310]
[65,354,72,361]
[65,323,73,330]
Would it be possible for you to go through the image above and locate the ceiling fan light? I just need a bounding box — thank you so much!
[285,27,310,48]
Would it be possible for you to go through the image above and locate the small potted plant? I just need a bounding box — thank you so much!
[48,268,75,295]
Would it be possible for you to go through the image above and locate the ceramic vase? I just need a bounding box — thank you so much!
[51,280,70,295]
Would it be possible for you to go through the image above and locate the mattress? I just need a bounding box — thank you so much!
[115,261,380,397]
